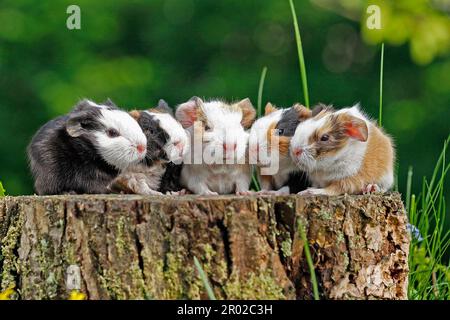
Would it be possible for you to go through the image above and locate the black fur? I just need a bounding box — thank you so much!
[135,104,183,193]
[275,107,301,137]
[136,112,170,165]
[159,162,183,193]
[27,100,118,195]
[275,104,327,137]
[286,171,310,193]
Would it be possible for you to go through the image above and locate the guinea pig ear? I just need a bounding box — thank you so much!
[156,99,173,116]
[343,115,368,142]
[102,98,118,109]
[66,115,85,137]
[264,102,278,115]
[72,99,94,112]
[236,98,256,129]
[292,103,312,121]
[175,96,203,128]
[311,103,326,117]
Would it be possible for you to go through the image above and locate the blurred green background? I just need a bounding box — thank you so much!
[0,0,449,200]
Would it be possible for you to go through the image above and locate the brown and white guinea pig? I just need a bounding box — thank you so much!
[27,99,147,195]
[109,99,189,195]
[290,104,395,196]
[248,103,313,194]
[175,96,256,195]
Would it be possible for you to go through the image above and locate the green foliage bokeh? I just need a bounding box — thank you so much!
[0,0,449,199]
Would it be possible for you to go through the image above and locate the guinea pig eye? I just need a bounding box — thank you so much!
[106,128,120,138]
[204,124,211,131]
[277,129,284,135]
[320,134,330,142]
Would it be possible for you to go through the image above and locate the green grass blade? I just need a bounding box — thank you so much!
[251,170,261,191]
[406,166,413,213]
[297,220,320,300]
[193,256,217,300]
[0,181,5,197]
[289,0,310,108]
[257,66,268,117]
[379,43,384,127]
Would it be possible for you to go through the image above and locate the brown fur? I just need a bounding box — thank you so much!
[235,98,256,129]
[292,104,312,120]
[129,110,141,121]
[308,113,369,159]
[312,124,395,195]
[321,124,394,195]
[267,122,290,156]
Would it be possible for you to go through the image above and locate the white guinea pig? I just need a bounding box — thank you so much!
[175,96,256,195]
[290,104,395,196]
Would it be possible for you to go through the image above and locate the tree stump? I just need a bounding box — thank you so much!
[0,193,410,300]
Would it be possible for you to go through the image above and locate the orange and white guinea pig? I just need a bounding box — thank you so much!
[290,104,395,196]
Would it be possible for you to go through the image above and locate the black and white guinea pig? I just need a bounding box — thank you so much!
[27,99,147,195]
[109,99,189,195]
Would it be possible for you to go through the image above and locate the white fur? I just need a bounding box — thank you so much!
[248,109,283,165]
[94,108,147,171]
[180,100,251,194]
[199,100,249,163]
[249,109,300,190]
[290,104,368,186]
[145,111,189,164]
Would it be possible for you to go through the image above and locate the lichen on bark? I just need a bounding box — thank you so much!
[0,193,410,300]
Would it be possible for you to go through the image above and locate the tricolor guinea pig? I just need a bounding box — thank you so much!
[290,104,395,196]
[175,97,256,195]
[248,103,313,194]
[109,99,189,195]
[27,99,147,195]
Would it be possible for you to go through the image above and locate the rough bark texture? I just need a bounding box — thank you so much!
[0,193,410,300]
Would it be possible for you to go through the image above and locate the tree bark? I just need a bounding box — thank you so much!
[0,193,410,300]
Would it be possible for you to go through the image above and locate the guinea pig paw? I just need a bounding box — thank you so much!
[257,190,282,195]
[201,190,219,196]
[142,189,164,196]
[298,188,327,196]
[166,189,187,196]
[363,184,381,194]
[236,190,254,196]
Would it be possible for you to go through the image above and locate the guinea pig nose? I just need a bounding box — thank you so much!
[137,144,146,154]
[174,141,184,151]
[293,147,303,157]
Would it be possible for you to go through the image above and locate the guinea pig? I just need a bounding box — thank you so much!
[290,104,395,196]
[27,99,147,195]
[248,103,312,194]
[175,96,256,195]
[109,99,189,195]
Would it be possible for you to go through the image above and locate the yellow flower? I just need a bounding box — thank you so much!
[68,289,86,300]
[0,287,16,300]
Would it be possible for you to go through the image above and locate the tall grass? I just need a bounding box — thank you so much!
[297,220,320,300]
[289,0,310,108]
[194,256,217,300]
[0,181,5,197]
[379,43,385,127]
[257,67,268,118]
[407,136,450,300]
